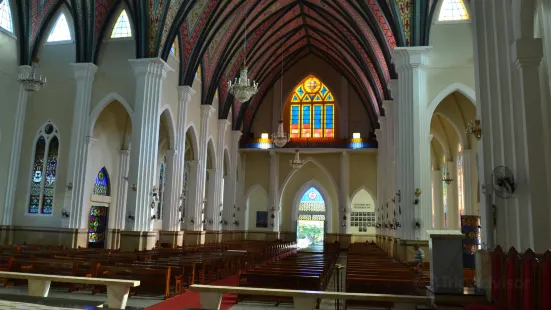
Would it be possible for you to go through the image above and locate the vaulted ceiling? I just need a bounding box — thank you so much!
[11,0,444,133]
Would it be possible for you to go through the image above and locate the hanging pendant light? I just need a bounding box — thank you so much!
[18,59,47,93]
[290,149,305,169]
[271,38,289,148]
[228,12,258,103]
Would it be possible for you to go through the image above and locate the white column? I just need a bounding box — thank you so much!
[383,99,396,237]
[268,151,280,231]
[375,127,385,235]
[393,48,432,240]
[511,38,551,251]
[212,120,229,230]
[2,66,30,225]
[432,170,443,229]
[460,149,475,215]
[445,161,459,229]
[161,149,176,229]
[65,63,98,229]
[190,105,215,231]
[126,59,172,231]
[205,169,216,229]
[115,150,130,230]
[163,86,194,231]
[223,131,242,230]
[184,160,199,229]
[339,151,350,234]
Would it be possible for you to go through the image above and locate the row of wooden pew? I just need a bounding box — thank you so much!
[0,240,296,299]
[238,243,340,306]
[466,246,551,310]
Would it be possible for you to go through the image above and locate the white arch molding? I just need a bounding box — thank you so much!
[350,185,377,203]
[159,104,176,150]
[427,82,476,118]
[184,123,199,160]
[291,179,334,234]
[89,92,134,136]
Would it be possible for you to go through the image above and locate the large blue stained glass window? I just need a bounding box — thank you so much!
[93,167,110,196]
[41,137,59,214]
[29,137,46,214]
[298,187,326,212]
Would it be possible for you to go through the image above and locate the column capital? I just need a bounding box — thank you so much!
[165,149,177,157]
[187,160,199,168]
[388,80,398,98]
[374,128,383,139]
[511,38,543,68]
[69,63,98,80]
[382,100,393,115]
[218,119,230,132]
[129,58,173,80]
[232,130,243,139]
[200,105,215,120]
[119,149,130,156]
[379,116,387,130]
[86,136,98,145]
[178,85,195,106]
[392,47,432,70]
[269,150,278,157]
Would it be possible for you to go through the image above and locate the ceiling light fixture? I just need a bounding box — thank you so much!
[272,37,289,148]
[228,11,258,103]
[18,59,47,93]
[290,149,305,170]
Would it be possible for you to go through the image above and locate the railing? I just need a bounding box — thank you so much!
[190,284,430,310]
[239,137,378,149]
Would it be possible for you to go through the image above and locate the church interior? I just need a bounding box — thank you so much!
[0,0,549,309]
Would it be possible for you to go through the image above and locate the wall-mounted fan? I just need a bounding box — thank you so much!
[491,166,516,199]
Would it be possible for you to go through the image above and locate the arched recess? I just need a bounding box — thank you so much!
[279,158,339,233]
[291,180,333,234]
[349,187,377,235]
[350,185,377,203]
[184,124,198,161]
[245,184,269,231]
[223,148,230,177]
[428,83,476,118]
[159,105,176,150]
[206,138,216,170]
[89,92,134,137]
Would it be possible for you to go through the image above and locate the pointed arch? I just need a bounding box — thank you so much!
[223,148,230,177]
[184,123,199,161]
[428,83,475,118]
[110,9,132,39]
[89,92,134,137]
[285,75,337,139]
[93,167,111,196]
[0,0,13,33]
[26,121,60,215]
[350,185,377,203]
[159,104,176,151]
[206,138,216,170]
[291,180,333,233]
[47,12,72,43]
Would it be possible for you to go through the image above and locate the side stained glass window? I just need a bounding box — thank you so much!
[289,76,336,138]
[93,167,110,196]
[28,122,60,215]
[298,187,326,213]
[170,39,178,56]
[110,10,132,38]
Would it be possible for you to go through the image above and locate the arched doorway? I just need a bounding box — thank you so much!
[296,187,326,248]
[88,167,110,249]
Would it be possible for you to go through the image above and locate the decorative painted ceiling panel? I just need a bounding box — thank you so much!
[396,0,412,45]
[94,0,115,39]
[157,0,184,57]
[30,0,59,53]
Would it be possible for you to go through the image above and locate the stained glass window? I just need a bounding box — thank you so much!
[28,122,60,215]
[170,39,178,56]
[457,157,464,217]
[93,167,110,196]
[289,76,335,138]
[88,206,107,245]
[438,0,469,21]
[110,10,132,38]
[0,0,13,33]
[298,187,326,213]
[47,13,71,42]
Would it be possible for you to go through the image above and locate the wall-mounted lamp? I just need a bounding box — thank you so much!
[415,188,422,197]
[233,220,240,226]
[67,183,73,191]
[396,190,401,202]
[61,209,70,218]
[190,218,195,224]
[132,184,137,191]
[179,217,185,223]
[442,173,454,185]
[151,215,158,220]
[127,212,135,221]
[465,120,482,140]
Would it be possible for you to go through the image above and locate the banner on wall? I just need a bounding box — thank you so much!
[352,203,373,209]
[461,215,480,269]
[256,211,268,228]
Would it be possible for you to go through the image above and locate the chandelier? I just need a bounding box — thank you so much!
[18,60,47,93]
[465,119,482,140]
[442,172,454,185]
[228,12,257,103]
[290,149,305,170]
[271,38,290,148]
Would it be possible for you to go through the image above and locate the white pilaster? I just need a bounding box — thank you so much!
[191,105,215,231]
[392,48,432,240]
[205,169,216,229]
[375,127,385,235]
[223,131,242,230]
[383,99,396,237]
[115,150,130,230]
[340,151,350,234]
[184,160,199,229]
[164,86,194,231]
[432,170,444,229]
[126,58,173,231]
[65,63,98,229]
[445,161,459,229]
[460,149,475,215]
[268,151,280,231]
[161,149,177,229]
[2,66,30,225]
[212,120,230,230]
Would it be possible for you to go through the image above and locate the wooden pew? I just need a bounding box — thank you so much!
[95,266,171,299]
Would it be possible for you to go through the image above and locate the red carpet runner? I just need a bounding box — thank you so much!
[145,275,239,310]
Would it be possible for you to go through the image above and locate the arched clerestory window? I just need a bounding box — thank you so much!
[438,0,469,22]
[93,167,110,196]
[28,122,60,215]
[110,9,132,38]
[288,75,336,139]
[47,12,72,43]
[0,0,14,34]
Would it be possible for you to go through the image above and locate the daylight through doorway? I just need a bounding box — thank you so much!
[297,220,325,248]
[296,186,326,248]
